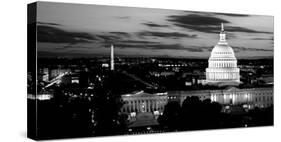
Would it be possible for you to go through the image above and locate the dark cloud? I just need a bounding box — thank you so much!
[168,14,229,26]
[251,37,274,40]
[97,32,132,42]
[117,40,159,44]
[226,26,272,34]
[143,22,170,27]
[167,14,229,33]
[114,43,152,49]
[213,13,249,17]
[149,44,185,50]
[109,32,131,37]
[96,35,120,41]
[167,14,272,34]
[37,21,62,26]
[173,24,219,33]
[182,11,249,17]
[37,25,96,44]
[231,46,273,52]
[37,25,133,45]
[138,31,197,38]
[113,40,160,48]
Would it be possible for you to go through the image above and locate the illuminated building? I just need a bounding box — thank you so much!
[49,68,71,80]
[121,91,168,118]
[205,23,240,86]
[42,68,49,82]
[168,87,273,110]
[121,87,273,116]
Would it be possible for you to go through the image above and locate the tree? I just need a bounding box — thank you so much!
[180,96,222,130]
[92,71,126,136]
[158,101,181,131]
[159,96,223,131]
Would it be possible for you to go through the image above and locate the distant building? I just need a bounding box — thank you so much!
[205,23,240,86]
[42,68,49,82]
[49,68,71,80]
[121,87,273,117]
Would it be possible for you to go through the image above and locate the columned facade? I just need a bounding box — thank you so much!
[121,91,168,115]
[121,87,273,115]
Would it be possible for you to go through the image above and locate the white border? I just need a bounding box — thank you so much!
[0,0,280,142]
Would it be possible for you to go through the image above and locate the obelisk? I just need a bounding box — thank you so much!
[110,44,114,71]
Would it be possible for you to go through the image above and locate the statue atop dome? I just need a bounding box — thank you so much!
[221,23,224,32]
[219,23,226,42]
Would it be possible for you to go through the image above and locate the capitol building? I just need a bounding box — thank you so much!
[205,23,240,86]
[115,24,273,129]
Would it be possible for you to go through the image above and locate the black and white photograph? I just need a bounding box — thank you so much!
[27,1,274,140]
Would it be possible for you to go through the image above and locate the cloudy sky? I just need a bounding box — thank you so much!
[36,2,274,59]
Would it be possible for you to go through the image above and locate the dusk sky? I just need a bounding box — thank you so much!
[36,2,274,59]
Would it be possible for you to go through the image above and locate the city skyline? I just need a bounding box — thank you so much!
[37,2,273,59]
[28,2,274,140]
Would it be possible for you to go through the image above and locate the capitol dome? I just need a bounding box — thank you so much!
[205,23,240,86]
[210,44,235,58]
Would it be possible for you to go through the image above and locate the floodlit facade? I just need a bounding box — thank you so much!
[121,91,168,114]
[205,23,240,86]
[121,87,273,115]
[168,87,273,109]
